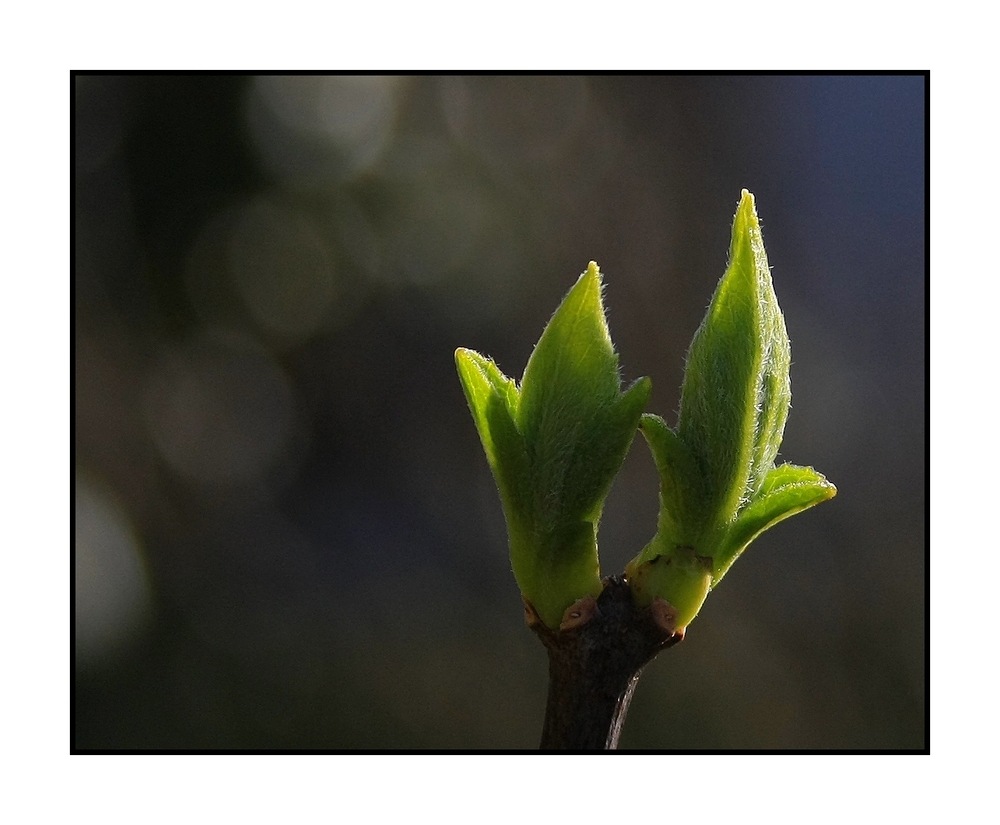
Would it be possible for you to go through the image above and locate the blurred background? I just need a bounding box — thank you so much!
[74,74,925,750]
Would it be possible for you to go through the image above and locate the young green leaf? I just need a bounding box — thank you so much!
[626,191,835,630]
[455,348,530,528]
[634,413,708,549]
[712,463,836,585]
[678,189,791,528]
[457,262,650,629]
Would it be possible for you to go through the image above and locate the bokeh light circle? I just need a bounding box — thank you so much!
[75,473,153,668]
[228,197,337,342]
[143,331,297,487]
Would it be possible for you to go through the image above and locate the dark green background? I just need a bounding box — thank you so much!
[74,74,925,749]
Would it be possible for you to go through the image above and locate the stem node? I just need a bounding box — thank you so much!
[531,576,682,750]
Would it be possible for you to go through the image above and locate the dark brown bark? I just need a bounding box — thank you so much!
[529,575,683,750]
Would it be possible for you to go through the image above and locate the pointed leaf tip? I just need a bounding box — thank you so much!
[712,464,836,585]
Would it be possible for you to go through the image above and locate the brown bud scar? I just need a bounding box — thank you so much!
[650,597,683,636]
[559,595,598,631]
[523,599,542,629]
